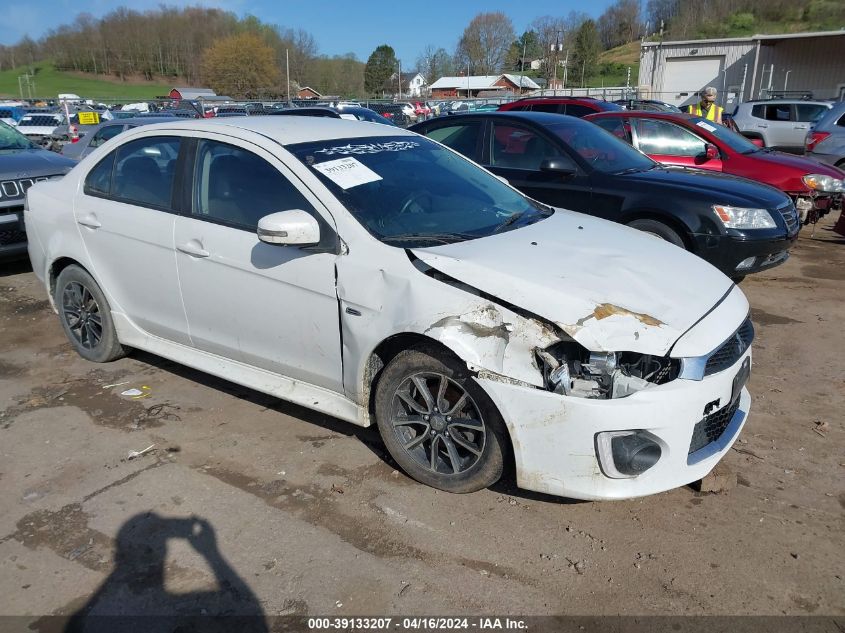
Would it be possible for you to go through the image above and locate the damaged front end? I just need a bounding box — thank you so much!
[536,341,680,399]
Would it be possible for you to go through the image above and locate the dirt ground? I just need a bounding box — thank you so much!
[0,216,843,628]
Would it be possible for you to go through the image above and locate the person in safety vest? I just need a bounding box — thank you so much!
[687,86,723,124]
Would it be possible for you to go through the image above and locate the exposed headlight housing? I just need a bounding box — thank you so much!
[712,205,776,229]
[536,343,679,400]
[803,174,844,193]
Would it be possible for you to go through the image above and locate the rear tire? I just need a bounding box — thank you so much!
[627,219,686,249]
[55,265,126,363]
[374,346,507,493]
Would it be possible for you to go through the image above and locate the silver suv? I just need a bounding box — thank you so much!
[805,100,845,169]
[731,100,833,152]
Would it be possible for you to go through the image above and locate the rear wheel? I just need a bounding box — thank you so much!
[55,265,125,363]
[627,218,686,249]
[374,346,507,493]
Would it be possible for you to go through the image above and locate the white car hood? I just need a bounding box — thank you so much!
[412,210,736,356]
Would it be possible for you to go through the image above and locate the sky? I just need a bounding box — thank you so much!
[2,0,621,68]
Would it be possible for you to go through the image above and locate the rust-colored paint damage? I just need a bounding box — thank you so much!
[577,303,664,328]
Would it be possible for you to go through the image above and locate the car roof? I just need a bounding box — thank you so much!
[122,116,415,145]
[416,110,584,126]
[585,111,698,121]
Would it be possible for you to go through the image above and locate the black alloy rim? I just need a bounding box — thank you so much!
[390,372,486,475]
[62,281,103,349]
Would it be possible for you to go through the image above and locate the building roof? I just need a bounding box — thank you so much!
[641,29,845,48]
[171,87,217,99]
[430,74,539,90]
[501,74,540,90]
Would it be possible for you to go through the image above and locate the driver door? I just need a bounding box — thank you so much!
[174,135,343,392]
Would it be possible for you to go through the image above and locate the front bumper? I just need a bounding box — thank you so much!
[693,231,796,276]
[479,348,752,500]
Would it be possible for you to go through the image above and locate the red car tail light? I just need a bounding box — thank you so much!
[806,131,830,152]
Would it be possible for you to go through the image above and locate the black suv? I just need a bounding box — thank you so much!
[410,111,799,279]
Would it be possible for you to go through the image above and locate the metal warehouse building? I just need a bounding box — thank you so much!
[639,30,845,111]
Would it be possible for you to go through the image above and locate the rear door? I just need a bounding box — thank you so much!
[792,103,831,151]
[760,103,794,149]
[632,118,723,172]
[73,134,189,344]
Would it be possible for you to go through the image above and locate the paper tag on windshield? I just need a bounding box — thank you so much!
[312,157,381,189]
[696,121,717,133]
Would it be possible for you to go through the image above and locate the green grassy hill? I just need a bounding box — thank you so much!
[0,63,172,101]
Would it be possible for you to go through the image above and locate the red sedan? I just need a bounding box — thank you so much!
[585,111,844,223]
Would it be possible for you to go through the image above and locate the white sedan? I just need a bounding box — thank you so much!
[25,117,753,500]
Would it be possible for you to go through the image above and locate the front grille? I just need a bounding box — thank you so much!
[689,398,741,454]
[0,227,26,246]
[704,318,754,376]
[777,201,799,235]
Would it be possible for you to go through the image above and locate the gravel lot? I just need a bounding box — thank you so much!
[0,216,843,628]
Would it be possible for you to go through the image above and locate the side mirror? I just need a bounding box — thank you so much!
[704,143,719,160]
[257,210,320,246]
[539,158,576,177]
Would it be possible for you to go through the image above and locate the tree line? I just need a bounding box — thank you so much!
[0,0,840,99]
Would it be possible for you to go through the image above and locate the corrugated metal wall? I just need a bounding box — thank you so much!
[640,34,845,106]
[755,36,845,99]
[639,40,755,107]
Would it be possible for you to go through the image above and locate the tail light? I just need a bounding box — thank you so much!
[806,131,830,152]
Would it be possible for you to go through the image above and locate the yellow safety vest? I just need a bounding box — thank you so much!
[688,103,723,121]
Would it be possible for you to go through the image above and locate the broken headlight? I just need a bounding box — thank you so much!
[536,342,679,399]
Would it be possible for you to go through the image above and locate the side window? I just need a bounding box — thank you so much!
[593,118,632,144]
[795,104,828,122]
[751,104,765,119]
[84,152,116,196]
[88,125,124,148]
[193,139,315,230]
[509,104,533,111]
[837,113,845,128]
[563,104,594,118]
[490,123,562,170]
[424,122,482,159]
[112,136,180,209]
[764,104,791,121]
[634,119,707,157]
[531,103,562,114]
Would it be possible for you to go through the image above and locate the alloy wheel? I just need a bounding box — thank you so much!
[61,281,103,349]
[390,372,486,475]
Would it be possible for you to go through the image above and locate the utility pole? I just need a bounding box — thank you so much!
[286,49,291,105]
[398,60,402,99]
[551,30,562,95]
[519,38,526,95]
[562,50,569,90]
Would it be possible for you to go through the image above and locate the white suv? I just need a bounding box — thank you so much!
[731,100,832,152]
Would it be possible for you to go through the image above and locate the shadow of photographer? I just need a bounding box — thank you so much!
[64,512,268,633]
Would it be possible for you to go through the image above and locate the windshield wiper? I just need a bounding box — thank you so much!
[382,232,476,245]
[614,166,646,175]
[493,211,525,232]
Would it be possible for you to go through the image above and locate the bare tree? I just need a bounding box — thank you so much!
[455,12,515,75]
[597,0,642,49]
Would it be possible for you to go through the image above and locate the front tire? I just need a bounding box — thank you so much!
[374,346,507,493]
[627,219,686,249]
[55,265,125,363]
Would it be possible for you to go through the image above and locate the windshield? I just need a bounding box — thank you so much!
[288,135,551,247]
[548,119,656,173]
[0,120,37,151]
[687,116,759,153]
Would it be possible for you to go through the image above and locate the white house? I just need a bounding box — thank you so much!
[406,73,428,98]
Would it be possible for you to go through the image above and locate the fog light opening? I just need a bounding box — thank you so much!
[596,431,662,479]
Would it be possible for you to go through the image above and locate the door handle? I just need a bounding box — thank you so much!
[77,214,101,229]
[757,124,768,128]
[177,241,210,258]
[794,125,808,129]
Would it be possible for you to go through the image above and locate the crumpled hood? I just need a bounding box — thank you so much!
[412,210,735,356]
[0,149,75,177]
